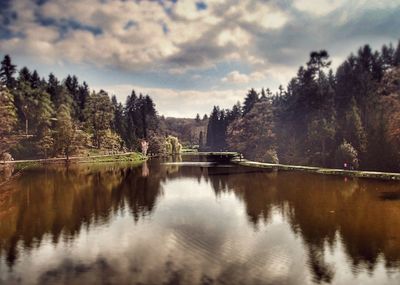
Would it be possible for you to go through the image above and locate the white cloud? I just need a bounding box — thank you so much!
[92,84,248,118]
[293,0,347,16]
[0,0,293,74]
[222,71,264,84]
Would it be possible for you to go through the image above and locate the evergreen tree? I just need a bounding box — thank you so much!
[18,67,31,83]
[0,55,16,88]
[30,70,41,89]
[242,88,259,115]
[111,95,126,146]
[394,40,400,66]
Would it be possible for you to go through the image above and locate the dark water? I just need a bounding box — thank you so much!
[1,155,400,285]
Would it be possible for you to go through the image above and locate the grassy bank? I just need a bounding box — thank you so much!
[1,152,147,168]
[234,159,400,181]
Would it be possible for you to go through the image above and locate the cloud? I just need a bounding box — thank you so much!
[222,70,264,84]
[92,84,248,118]
[1,0,400,117]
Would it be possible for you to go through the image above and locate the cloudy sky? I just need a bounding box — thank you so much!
[1,0,399,117]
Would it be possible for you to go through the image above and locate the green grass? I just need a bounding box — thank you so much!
[76,152,147,164]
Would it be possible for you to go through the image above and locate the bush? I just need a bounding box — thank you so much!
[335,140,359,169]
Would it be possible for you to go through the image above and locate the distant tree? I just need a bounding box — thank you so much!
[202,114,208,121]
[166,135,182,154]
[198,131,204,148]
[0,55,16,88]
[195,113,201,123]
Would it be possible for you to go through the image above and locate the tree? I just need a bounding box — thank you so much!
[13,80,54,137]
[111,95,126,144]
[101,130,123,151]
[65,75,80,119]
[37,128,54,158]
[242,88,259,115]
[307,116,336,166]
[342,97,367,153]
[84,90,114,148]
[394,40,400,66]
[148,132,166,155]
[195,113,201,123]
[30,70,41,89]
[53,105,87,160]
[165,136,182,154]
[0,86,18,153]
[198,131,204,149]
[227,100,277,162]
[47,73,73,109]
[0,55,16,88]
[335,140,359,169]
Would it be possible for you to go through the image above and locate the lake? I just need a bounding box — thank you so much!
[1,155,400,285]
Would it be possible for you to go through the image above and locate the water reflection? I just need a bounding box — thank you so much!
[0,156,399,284]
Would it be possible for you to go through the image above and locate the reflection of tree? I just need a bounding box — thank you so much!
[200,168,400,281]
[223,172,400,280]
[1,158,400,280]
[0,163,163,267]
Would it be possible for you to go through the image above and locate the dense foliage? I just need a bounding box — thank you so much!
[0,56,163,159]
[206,41,400,171]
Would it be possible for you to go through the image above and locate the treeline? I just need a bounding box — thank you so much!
[205,41,400,172]
[0,55,165,159]
[162,114,208,147]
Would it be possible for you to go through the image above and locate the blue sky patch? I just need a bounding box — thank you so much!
[196,1,207,11]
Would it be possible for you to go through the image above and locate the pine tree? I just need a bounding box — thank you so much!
[0,55,16,88]
[394,40,400,66]
[242,88,259,115]
[30,70,41,89]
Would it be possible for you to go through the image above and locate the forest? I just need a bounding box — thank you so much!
[1,40,400,172]
[205,40,400,172]
[0,55,176,159]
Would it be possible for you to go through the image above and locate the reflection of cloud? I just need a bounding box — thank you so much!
[1,162,400,284]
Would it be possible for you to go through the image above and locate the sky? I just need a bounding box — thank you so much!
[1,0,400,117]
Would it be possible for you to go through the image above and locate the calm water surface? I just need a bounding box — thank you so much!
[1,156,400,285]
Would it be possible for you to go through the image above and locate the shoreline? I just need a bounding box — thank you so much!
[0,152,147,168]
[233,159,400,181]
